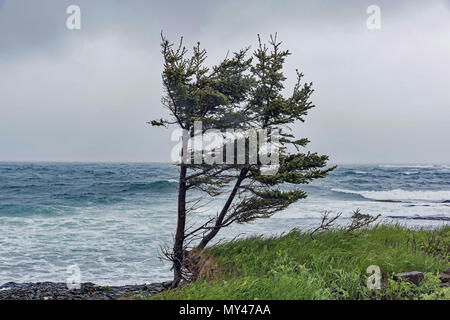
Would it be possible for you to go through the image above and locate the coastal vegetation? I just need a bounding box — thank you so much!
[150,224,449,300]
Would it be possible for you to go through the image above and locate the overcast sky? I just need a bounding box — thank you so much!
[0,0,449,164]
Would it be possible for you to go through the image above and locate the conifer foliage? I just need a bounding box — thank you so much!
[152,33,335,286]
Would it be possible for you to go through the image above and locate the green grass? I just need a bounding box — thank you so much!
[152,224,449,300]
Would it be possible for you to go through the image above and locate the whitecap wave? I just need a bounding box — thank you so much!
[379,164,435,169]
[403,171,419,175]
[331,188,450,202]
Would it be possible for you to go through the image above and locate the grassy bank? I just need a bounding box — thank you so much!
[152,224,449,300]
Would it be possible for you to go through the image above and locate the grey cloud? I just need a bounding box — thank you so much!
[0,0,449,163]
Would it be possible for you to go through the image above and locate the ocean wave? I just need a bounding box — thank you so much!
[379,164,435,169]
[385,215,450,221]
[54,193,125,205]
[331,188,450,202]
[121,180,178,193]
[0,204,72,216]
[403,171,419,175]
[341,170,368,175]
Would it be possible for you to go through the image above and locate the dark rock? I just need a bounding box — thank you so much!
[439,272,450,283]
[394,271,424,285]
[0,281,170,300]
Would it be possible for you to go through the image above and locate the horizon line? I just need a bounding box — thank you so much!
[0,160,449,166]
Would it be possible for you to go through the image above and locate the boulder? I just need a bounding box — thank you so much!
[439,269,450,283]
[394,271,424,285]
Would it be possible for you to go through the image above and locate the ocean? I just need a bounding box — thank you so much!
[0,162,449,285]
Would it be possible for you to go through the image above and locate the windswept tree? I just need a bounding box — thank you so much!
[152,33,335,286]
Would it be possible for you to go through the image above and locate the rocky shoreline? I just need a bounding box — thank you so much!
[2,268,448,300]
[0,281,172,300]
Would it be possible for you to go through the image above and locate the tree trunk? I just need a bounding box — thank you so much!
[172,164,187,287]
[197,168,248,249]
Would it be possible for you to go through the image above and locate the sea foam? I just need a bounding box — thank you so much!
[331,188,450,202]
